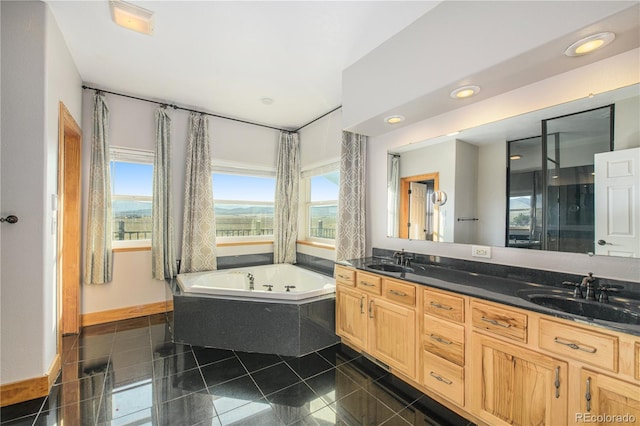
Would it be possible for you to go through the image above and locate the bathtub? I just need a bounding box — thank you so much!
[170,263,340,356]
[176,263,335,301]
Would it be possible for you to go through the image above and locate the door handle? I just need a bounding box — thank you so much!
[0,215,18,224]
[597,239,612,246]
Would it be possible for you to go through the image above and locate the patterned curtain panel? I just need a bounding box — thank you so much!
[181,113,217,272]
[152,107,177,279]
[85,93,113,284]
[273,132,300,264]
[336,131,367,261]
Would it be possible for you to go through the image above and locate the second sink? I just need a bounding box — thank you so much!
[518,291,640,325]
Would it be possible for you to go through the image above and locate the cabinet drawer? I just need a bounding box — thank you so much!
[356,272,382,295]
[422,351,464,406]
[383,279,416,307]
[335,265,355,287]
[424,290,465,323]
[422,315,464,366]
[539,318,618,372]
[471,301,527,342]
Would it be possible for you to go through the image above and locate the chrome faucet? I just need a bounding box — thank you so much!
[247,273,254,290]
[582,272,597,301]
[393,249,412,267]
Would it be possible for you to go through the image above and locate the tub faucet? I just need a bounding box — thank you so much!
[247,273,254,290]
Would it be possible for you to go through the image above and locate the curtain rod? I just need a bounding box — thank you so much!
[83,84,342,134]
[294,105,342,132]
[82,84,294,133]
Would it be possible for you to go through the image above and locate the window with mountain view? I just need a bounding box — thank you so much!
[110,150,154,245]
[306,170,339,241]
[212,173,276,239]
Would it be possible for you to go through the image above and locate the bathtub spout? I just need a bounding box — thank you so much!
[247,273,254,290]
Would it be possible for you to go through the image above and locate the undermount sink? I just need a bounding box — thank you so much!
[518,291,640,325]
[365,263,413,273]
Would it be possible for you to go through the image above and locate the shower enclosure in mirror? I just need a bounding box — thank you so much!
[506,105,613,254]
[386,83,639,258]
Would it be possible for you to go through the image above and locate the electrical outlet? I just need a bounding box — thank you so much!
[472,245,492,259]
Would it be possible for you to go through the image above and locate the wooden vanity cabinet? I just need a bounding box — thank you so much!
[471,332,568,426]
[420,288,467,406]
[335,265,640,426]
[335,268,416,378]
[578,369,640,423]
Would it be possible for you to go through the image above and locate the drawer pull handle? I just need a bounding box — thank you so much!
[360,281,375,287]
[554,367,560,399]
[359,296,365,314]
[429,334,453,345]
[430,301,452,311]
[429,372,453,385]
[585,377,592,412]
[480,316,512,328]
[338,274,352,280]
[389,289,407,297]
[553,337,597,354]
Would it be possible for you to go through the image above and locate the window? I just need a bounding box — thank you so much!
[213,173,276,240]
[110,148,154,247]
[301,167,339,242]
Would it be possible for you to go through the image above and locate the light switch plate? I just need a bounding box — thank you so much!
[472,245,492,259]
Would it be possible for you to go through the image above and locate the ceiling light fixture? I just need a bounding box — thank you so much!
[109,0,154,35]
[564,32,615,57]
[510,154,522,160]
[385,115,405,124]
[261,97,274,105]
[450,85,480,100]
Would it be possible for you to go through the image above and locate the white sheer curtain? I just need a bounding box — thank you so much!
[152,107,177,279]
[273,132,300,264]
[336,131,367,261]
[181,112,217,272]
[387,154,400,238]
[85,92,113,284]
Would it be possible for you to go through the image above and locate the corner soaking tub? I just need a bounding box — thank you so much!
[170,263,339,356]
[176,263,336,301]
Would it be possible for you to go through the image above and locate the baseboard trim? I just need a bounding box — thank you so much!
[81,300,173,327]
[0,353,61,407]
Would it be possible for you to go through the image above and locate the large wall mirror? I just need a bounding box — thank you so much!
[387,83,640,258]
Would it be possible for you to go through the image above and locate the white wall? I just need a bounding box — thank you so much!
[1,1,82,384]
[366,50,640,282]
[453,140,478,244]
[615,95,640,151]
[476,141,506,246]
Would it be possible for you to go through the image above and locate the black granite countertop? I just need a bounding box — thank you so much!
[339,256,640,337]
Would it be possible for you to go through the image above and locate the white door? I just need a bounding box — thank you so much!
[409,182,427,240]
[594,147,640,257]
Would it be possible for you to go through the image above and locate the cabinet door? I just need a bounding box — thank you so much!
[368,297,416,378]
[336,286,367,350]
[579,370,640,424]
[471,333,568,426]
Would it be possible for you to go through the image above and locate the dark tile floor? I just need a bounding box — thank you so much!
[1,314,473,426]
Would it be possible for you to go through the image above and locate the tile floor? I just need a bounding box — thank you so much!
[1,314,474,426]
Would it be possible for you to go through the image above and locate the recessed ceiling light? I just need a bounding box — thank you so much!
[109,0,154,35]
[510,154,522,160]
[564,32,615,57]
[446,131,460,137]
[450,85,480,99]
[385,115,405,124]
[261,97,274,105]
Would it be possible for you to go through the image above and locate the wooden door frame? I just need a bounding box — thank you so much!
[57,102,82,341]
[399,172,439,239]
